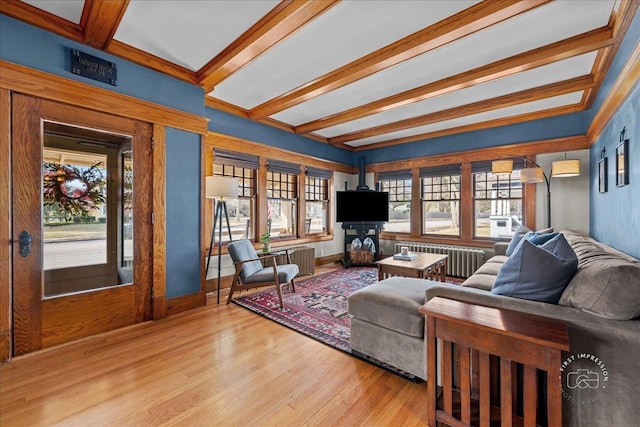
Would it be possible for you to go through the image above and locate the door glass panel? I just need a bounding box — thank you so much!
[43,150,108,269]
[42,122,133,297]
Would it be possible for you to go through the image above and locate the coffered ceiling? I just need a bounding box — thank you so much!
[3,0,637,151]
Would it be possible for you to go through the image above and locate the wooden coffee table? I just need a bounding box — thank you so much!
[376,253,447,282]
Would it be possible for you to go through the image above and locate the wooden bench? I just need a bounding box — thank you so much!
[420,297,569,427]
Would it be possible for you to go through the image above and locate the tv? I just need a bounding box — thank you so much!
[336,191,389,223]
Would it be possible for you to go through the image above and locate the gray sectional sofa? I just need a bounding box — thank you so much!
[347,230,640,427]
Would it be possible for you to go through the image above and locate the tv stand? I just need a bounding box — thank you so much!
[341,222,384,267]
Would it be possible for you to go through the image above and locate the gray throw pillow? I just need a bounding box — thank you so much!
[492,233,578,303]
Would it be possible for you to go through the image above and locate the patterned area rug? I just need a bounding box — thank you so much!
[231,267,423,381]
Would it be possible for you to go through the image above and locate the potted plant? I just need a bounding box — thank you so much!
[259,232,271,253]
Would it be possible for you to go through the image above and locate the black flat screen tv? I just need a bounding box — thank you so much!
[336,191,389,223]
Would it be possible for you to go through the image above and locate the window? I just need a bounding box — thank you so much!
[305,167,330,234]
[474,168,523,239]
[379,170,412,233]
[213,150,258,242]
[267,160,300,239]
[422,174,461,236]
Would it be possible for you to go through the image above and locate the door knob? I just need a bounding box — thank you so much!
[18,230,32,258]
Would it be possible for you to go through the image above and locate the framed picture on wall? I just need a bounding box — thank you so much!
[599,157,607,193]
[616,139,629,187]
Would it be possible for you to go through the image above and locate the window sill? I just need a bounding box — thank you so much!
[379,233,499,249]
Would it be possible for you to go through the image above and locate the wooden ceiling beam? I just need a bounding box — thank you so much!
[296,27,612,134]
[329,75,594,145]
[0,0,83,41]
[352,104,584,152]
[198,0,339,93]
[247,0,551,120]
[204,96,330,144]
[365,134,590,171]
[82,0,130,49]
[107,40,198,84]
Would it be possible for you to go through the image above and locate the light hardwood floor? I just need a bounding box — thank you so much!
[0,265,430,426]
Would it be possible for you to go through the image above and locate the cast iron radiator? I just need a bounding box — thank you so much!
[262,246,315,276]
[394,243,484,278]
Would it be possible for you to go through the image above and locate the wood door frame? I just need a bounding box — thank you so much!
[11,94,153,355]
[0,89,12,360]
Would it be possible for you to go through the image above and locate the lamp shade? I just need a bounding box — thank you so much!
[520,167,545,183]
[551,159,580,177]
[206,176,238,199]
[492,159,513,174]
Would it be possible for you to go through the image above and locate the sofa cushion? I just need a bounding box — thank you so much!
[486,255,508,264]
[559,230,640,320]
[473,261,503,276]
[348,277,439,337]
[461,273,496,291]
[492,233,578,303]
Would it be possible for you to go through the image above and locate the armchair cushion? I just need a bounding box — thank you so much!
[248,264,299,284]
[227,240,263,283]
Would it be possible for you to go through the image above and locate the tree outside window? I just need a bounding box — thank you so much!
[305,176,328,234]
[267,171,297,239]
[380,178,411,233]
[213,163,256,242]
[422,174,460,236]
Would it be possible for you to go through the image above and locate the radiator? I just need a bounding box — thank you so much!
[263,246,315,276]
[395,243,484,278]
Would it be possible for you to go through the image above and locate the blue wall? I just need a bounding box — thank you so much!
[1,15,205,297]
[590,83,640,258]
[588,11,640,259]
[165,128,202,297]
[359,111,587,164]
[0,15,204,115]
[206,107,353,165]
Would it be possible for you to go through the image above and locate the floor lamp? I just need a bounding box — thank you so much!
[205,176,238,304]
[492,155,580,228]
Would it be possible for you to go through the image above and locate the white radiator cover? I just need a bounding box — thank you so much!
[394,243,484,278]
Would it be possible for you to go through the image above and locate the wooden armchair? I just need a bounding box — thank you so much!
[226,239,299,308]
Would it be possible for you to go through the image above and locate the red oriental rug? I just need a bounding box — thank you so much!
[232,267,454,381]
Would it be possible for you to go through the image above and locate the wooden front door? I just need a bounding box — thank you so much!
[11,94,153,356]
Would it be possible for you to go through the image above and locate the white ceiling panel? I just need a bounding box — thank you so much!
[10,0,625,150]
[114,0,280,71]
[212,0,478,109]
[272,0,614,127]
[315,52,597,138]
[23,0,85,24]
[346,92,585,147]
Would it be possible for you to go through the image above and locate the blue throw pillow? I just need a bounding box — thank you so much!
[517,231,559,250]
[505,225,531,257]
[492,233,578,303]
